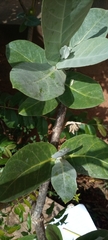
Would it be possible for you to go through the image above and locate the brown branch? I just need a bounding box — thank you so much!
[0,106,18,111]
[27,27,34,41]
[32,103,67,240]
[50,103,67,147]
[18,0,27,13]
[35,216,46,240]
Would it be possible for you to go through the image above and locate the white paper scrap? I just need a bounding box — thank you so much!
[52,204,97,240]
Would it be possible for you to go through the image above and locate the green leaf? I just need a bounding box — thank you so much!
[10,62,66,101]
[27,213,31,232]
[16,235,36,240]
[0,142,56,202]
[23,199,32,209]
[18,203,26,212]
[0,158,7,167]
[58,72,104,109]
[19,210,24,223]
[77,229,108,240]
[45,224,63,240]
[97,123,107,137]
[14,206,21,215]
[0,229,5,236]
[3,109,18,128]
[84,124,96,135]
[6,144,16,151]
[36,117,48,138]
[0,236,14,240]
[57,37,108,69]
[23,116,35,129]
[51,159,77,203]
[4,224,21,234]
[61,134,108,179]
[0,217,4,225]
[42,0,93,65]
[29,193,36,201]
[19,98,58,116]
[19,21,27,33]
[6,40,47,67]
[25,16,41,27]
[94,118,107,137]
[46,201,54,215]
[3,148,12,158]
[70,8,108,48]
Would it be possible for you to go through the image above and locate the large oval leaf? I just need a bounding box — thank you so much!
[51,159,77,203]
[61,134,108,179]
[70,8,108,48]
[57,37,108,68]
[10,62,66,101]
[6,40,47,67]
[58,72,104,109]
[42,0,93,65]
[19,97,58,116]
[0,142,56,203]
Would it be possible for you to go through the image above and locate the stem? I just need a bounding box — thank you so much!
[32,103,67,240]
[27,27,34,41]
[0,106,18,111]
[18,0,27,13]
[50,103,67,147]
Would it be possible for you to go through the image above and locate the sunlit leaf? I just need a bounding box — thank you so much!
[42,0,93,65]
[10,62,66,101]
[51,159,77,203]
[19,98,58,116]
[6,40,47,67]
[58,72,104,109]
[70,8,108,48]
[57,37,108,69]
[0,142,56,202]
[61,134,108,179]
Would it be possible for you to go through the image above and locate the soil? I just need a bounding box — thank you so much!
[0,24,108,232]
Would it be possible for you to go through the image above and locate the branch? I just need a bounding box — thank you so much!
[32,103,67,240]
[50,103,67,147]
[27,27,34,42]
[18,0,27,13]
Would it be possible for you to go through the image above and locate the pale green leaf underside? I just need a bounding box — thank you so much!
[70,8,108,48]
[0,142,56,202]
[10,62,66,101]
[58,72,104,109]
[42,0,93,65]
[61,134,108,179]
[19,97,58,116]
[57,37,108,68]
[6,40,47,67]
[51,159,77,203]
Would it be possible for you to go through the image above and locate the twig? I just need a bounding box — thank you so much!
[32,103,67,240]
[18,0,27,13]
[27,27,34,41]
